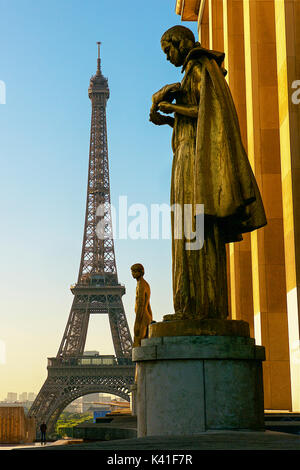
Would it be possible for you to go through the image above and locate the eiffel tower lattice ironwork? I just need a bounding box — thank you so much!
[29,43,134,433]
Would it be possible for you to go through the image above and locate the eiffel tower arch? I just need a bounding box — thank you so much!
[29,43,134,433]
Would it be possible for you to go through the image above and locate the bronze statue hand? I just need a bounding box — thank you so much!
[151,82,181,107]
[158,101,175,114]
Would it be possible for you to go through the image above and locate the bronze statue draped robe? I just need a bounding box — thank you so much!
[171,46,266,319]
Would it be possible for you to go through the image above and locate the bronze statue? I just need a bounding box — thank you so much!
[131,263,153,346]
[150,25,266,321]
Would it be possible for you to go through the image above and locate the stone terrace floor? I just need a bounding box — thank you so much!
[10,430,300,451]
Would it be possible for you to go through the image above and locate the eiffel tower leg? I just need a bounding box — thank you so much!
[109,307,133,360]
[29,376,63,435]
[57,296,90,357]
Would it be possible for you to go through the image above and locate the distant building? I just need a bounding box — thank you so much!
[83,350,99,356]
[65,397,83,413]
[63,393,112,413]
[99,394,111,403]
[19,392,27,402]
[82,393,100,412]
[6,393,17,402]
[4,392,36,406]
[82,393,100,403]
[0,402,20,408]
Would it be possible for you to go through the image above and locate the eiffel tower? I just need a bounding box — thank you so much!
[29,43,134,433]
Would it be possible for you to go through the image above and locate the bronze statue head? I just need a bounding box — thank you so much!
[131,263,145,279]
[161,25,195,66]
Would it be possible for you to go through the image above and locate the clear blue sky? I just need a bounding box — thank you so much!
[0,0,198,399]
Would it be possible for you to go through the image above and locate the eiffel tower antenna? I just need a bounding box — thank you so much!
[97,41,101,73]
[29,44,134,434]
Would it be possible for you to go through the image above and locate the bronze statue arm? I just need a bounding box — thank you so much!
[149,108,174,127]
[158,101,198,119]
[135,286,146,319]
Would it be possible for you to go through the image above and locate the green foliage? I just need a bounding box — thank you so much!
[55,411,93,438]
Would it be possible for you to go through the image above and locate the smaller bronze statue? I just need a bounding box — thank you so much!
[131,263,153,347]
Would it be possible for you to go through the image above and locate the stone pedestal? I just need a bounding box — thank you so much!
[132,332,265,437]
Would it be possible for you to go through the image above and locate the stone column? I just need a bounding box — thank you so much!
[242,0,292,410]
[222,0,255,335]
[274,0,300,411]
[199,0,210,47]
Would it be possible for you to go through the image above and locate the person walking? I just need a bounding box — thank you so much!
[40,422,47,445]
